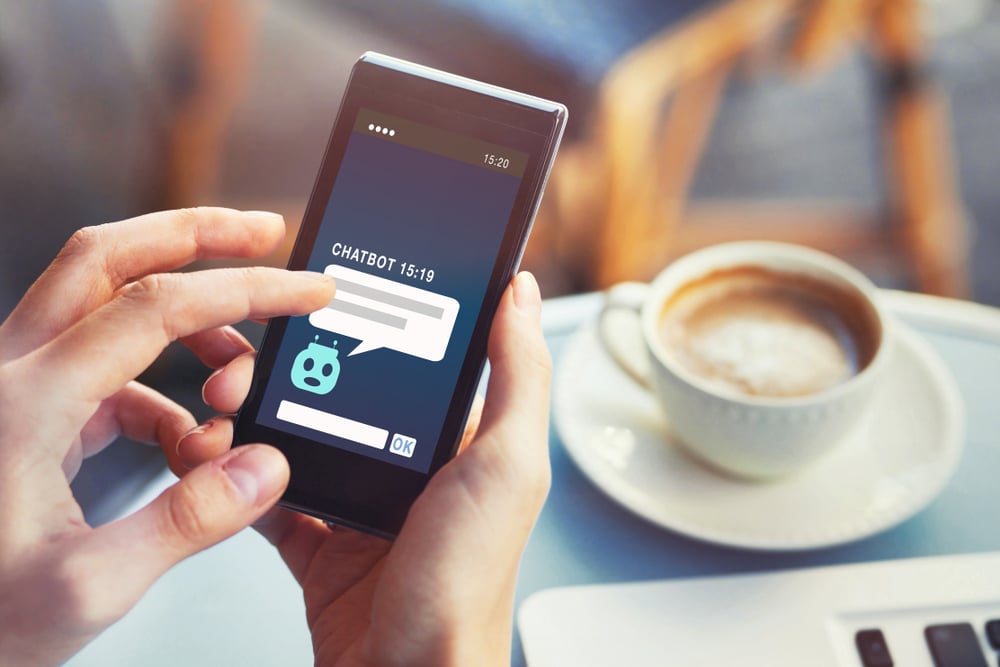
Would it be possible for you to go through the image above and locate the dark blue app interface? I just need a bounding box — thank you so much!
[257,108,527,474]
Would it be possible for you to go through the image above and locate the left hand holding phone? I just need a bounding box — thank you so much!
[0,208,552,667]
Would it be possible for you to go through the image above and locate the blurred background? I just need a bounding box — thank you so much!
[1,0,997,519]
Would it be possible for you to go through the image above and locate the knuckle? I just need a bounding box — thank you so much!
[171,206,204,231]
[512,330,552,382]
[169,208,205,256]
[48,554,120,632]
[55,223,128,288]
[232,265,263,305]
[113,273,186,343]
[233,265,259,284]
[121,273,184,315]
[60,225,104,260]
[160,480,212,549]
[120,273,171,304]
[168,207,208,254]
[527,341,553,378]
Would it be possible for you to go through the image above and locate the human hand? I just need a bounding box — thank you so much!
[0,208,334,667]
[181,271,552,666]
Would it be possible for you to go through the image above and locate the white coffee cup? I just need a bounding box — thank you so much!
[599,242,892,479]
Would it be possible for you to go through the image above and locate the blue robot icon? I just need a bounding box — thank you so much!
[290,336,341,395]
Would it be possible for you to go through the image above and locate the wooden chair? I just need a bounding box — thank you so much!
[537,0,969,296]
[156,0,259,209]
[156,0,969,296]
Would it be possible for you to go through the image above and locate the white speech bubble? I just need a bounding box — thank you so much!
[309,264,459,361]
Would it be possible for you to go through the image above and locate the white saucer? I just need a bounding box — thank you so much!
[553,320,965,551]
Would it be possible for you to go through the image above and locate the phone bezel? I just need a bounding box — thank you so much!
[233,53,566,537]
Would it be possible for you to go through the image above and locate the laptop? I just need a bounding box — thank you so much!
[519,551,1000,666]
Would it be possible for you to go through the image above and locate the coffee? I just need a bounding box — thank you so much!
[657,266,880,398]
[601,242,890,477]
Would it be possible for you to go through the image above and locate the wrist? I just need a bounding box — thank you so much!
[354,626,511,667]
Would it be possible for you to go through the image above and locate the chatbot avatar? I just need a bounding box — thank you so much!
[290,336,341,395]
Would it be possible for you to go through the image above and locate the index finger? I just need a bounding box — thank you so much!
[31,267,334,405]
[0,208,285,362]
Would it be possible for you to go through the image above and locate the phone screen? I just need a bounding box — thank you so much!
[235,54,565,534]
[254,108,527,474]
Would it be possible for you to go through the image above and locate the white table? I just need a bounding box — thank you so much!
[66,290,1000,666]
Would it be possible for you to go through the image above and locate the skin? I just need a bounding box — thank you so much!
[0,208,552,667]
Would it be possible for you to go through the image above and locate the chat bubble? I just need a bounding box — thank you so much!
[309,264,460,361]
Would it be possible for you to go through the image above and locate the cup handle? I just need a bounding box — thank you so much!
[598,282,655,391]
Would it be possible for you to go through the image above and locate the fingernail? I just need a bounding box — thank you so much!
[176,422,210,453]
[295,271,335,285]
[513,272,542,319]
[223,446,287,505]
[241,210,284,224]
[176,421,212,469]
[201,367,224,405]
[221,325,252,350]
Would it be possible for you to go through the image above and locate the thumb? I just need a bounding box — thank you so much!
[78,445,288,617]
[477,271,551,442]
[453,272,552,503]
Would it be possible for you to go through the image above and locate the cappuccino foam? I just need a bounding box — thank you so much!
[658,268,877,398]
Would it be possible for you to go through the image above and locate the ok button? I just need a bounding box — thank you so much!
[389,433,416,458]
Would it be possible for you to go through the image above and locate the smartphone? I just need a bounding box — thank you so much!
[233,53,567,538]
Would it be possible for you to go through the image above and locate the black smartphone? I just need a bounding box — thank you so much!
[233,52,567,538]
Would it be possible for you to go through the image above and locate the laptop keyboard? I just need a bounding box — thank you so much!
[841,609,1000,667]
[857,622,999,666]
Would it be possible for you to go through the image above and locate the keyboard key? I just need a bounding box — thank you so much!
[986,619,1000,650]
[856,629,894,667]
[925,623,988,667]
